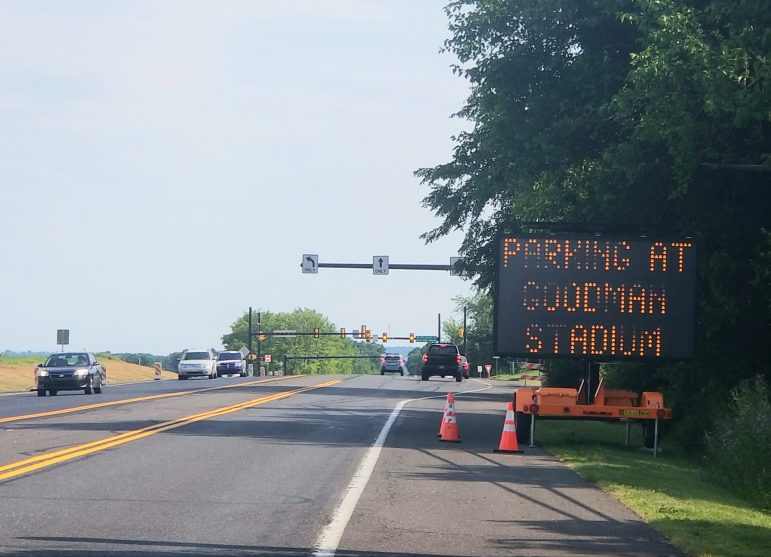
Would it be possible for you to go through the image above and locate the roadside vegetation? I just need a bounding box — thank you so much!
[538,420,771,557]
[221,308,382,375]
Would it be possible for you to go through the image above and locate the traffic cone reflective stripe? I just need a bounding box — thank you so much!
[440,400,461,442]
[494,402,522,453]
[438,393,451,437]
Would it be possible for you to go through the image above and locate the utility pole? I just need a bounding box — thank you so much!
[463,305,467,356]
[437,313,441,342]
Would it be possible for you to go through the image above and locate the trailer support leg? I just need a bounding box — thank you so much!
[529,414,536,448]
[654,418,659,458]
[625,421,630,446]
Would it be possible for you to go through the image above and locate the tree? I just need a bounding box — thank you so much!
[221,308,380,375]
[419,0,771,442]
[443,292,494,374]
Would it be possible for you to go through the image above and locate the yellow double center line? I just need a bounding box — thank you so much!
[0,379,340,483]
[0,375,303,425]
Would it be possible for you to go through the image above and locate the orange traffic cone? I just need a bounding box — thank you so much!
[439,397,461,443]
[494,402,522,453]
[438,393,451,437]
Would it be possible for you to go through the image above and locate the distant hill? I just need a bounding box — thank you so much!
[2,350,48,357]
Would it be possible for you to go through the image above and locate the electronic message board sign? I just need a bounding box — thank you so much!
[493,234,697,361]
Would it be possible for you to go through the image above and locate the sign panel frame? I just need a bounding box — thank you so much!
[373,255,389,275]
[302,254,319,274]
[56,329,69,346]
[493,233,698,362]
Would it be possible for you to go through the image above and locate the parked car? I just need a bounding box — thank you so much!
[177,349,217,380]
[35,352,106,396]
[421,343,463,382]
[460,355,470,379]
[216,351,248,377]
[381,353,407,376]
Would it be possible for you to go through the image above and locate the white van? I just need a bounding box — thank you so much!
[177,349,217,380]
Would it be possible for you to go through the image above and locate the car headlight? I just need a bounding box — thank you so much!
[74,368,89,377]
[36,369,49,377]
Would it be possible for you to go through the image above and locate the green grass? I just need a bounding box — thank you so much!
[0,355,45,365]
[489,373,542,386]
[537,420,771,557]
[0,353,121,365]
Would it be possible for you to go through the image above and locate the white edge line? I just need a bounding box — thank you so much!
[312,382,493,557]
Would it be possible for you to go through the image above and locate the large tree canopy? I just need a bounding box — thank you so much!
[419,0,771,440]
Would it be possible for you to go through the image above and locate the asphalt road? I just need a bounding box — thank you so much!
[0,374,681,557]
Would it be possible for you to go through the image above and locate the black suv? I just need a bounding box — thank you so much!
[421,343,463,382]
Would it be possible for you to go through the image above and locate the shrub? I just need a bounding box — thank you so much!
[704,375,771,510]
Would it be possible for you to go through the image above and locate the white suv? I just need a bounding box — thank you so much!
[177,349,217,380]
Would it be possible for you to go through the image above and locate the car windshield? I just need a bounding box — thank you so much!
[183,352,210,360]
[44,353,88,367]
[217,353,241,361]
[428,345,458,355]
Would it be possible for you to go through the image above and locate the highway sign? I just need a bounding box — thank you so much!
[373,255,389,275]
[415,335,438,342]
[450,257,464,276]
[273,330,297,338]
[302,254,319,274]
[493,234,697,360]
[56,329,69,346]
[264,354,272,363]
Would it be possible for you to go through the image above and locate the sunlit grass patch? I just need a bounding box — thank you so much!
[538,420,771,557]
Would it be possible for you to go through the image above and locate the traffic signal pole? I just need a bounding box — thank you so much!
[248,307,253,359]
[256,312,262,377]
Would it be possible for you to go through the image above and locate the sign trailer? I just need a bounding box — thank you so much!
[493,233,697,455]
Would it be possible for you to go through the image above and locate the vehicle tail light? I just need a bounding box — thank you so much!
[422,354,428,363]
[529,404,540,415]
[656,409,666,420]
[455,354,462,364]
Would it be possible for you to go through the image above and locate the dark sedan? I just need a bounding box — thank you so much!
[35,352,106,396]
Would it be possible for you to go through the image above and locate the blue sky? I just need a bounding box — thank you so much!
[0,1,473,354]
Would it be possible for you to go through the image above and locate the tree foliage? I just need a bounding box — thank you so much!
[221,308,381,375]
[442,291,494,373]
[419,0,771,442]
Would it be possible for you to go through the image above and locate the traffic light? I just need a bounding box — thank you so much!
[340,327,346,339]
[314,327,320,339]
[258,334,266,342]
[409,333,415,343]
[381,332,388,343]
[360,325,366,338]
[365,329,372,342]
[458,327,465,339]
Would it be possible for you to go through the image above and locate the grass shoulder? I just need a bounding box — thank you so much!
[537,420,771,557]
